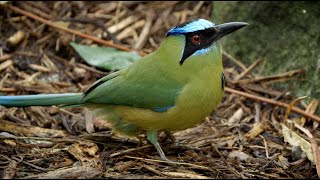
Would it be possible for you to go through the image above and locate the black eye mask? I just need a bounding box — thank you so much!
[180,28,218,65]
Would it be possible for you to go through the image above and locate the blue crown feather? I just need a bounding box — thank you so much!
[167,19,215,36]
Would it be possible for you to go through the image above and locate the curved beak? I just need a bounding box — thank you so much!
[212,22,249,41]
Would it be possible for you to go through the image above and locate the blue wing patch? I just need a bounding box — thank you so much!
[151,106,174,112]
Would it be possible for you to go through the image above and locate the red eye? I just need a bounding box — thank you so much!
[192,35,201,44]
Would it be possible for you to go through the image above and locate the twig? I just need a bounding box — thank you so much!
[0,60,13,72]
[192,1,205,13]
[301,99,319,127]
[0,87,16,93]
[143,164,210,179]
[110,145,152,158]
[260,134,269,159]
[75,62,108,76]
[15,158,47,172]
[61,17,121,44]
[116,20,145,40]
[233,69,304,84]
[254,102,261,123]
[125,155,211,171]
[1,4,146,56]
[22,2,51,19]
[47,53,107,76]
[142,165,164,176]
[283,96,308,122]
[108,16,139,33]
[222,51,247,71]
[133,10,155,50]
[233,59,262,81]
[0,54,12,61]
[225,87,320,123]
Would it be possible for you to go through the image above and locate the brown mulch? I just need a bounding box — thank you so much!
[0,1,319,179]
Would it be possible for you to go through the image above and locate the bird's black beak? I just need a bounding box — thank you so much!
[212,22,249,41]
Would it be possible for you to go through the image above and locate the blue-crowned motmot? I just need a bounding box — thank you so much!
[0,19,248,161]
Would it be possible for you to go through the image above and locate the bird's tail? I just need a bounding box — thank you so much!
[0,93,83,107]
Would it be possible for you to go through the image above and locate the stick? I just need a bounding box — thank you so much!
[225,87,320,123]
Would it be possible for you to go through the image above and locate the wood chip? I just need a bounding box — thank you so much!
[108,16,139,34]
[244,121,270,139]
[227,108,244,125]
[0,60,13,72]
[7,30,25,46]
[29,64,51,72]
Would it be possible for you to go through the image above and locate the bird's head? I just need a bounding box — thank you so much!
[163,18,248,65]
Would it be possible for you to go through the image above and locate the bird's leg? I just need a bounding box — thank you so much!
[147,130,169,161]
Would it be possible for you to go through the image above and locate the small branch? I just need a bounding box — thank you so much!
[283,96,308,122]
[225,87,320,123]
[233,59,262,81]
[133,10,155,50]
[125,156,211,171]
[222,51,247,71]
[233,69,304,84]
[110,145,152,158]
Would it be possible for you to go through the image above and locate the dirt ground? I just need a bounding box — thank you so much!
[0,1,319,179]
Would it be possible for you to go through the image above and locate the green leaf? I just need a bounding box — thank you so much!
[70,42,141,71]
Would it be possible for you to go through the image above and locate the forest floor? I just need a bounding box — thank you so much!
[0,1,319,179]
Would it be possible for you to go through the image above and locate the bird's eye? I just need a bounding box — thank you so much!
[191,35,201,44]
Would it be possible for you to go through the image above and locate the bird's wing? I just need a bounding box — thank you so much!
[82,69,182,112]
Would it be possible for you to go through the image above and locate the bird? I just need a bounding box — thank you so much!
[0,18,248,161]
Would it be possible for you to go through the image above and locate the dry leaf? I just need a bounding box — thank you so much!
[281,124,314,162]
[67,142,100,165]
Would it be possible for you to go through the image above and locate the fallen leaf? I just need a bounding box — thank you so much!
[70,42,140,71]
[281,124,313,162]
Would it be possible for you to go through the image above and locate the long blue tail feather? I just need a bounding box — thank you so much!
[0,93,83,107]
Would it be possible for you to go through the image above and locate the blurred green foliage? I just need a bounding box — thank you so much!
[212,1,319,114]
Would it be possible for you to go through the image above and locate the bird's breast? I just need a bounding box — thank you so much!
[166,73,224,131]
